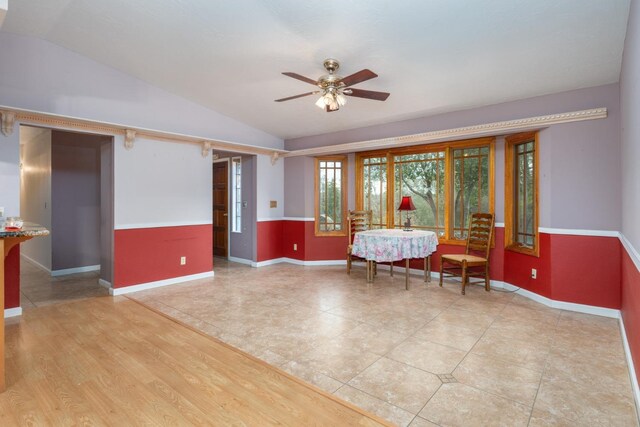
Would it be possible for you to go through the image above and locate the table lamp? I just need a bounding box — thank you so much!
[397,196,416,231]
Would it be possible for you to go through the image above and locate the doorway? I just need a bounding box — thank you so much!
[19,126,114,306]
[212,160,228,257]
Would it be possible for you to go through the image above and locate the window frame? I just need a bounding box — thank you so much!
[315,155,348,237]
[504,131,539,256]
[231,156,242,233]
[355,137,495,245]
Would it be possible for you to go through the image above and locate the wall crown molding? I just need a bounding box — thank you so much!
[0,110,16,136]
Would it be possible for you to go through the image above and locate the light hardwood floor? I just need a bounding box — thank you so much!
[0,296,391,426]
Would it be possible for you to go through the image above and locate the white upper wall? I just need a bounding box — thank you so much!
[114,136,212,228]
[256,154,284,221]
[0,32,283,149]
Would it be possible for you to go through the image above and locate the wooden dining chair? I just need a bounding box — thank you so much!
[439,213,494,295]
[347,210,373,275]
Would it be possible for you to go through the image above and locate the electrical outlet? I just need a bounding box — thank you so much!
[180,256,187,265]
[531,268,537,279]
[293,243,297,251]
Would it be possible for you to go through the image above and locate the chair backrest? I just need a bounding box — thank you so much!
[348,210,372,244]
[465,213,495,259]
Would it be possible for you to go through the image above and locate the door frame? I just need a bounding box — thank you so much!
[213,157,231,259]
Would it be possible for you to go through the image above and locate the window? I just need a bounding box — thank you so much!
[356,137,494,243]
[452,146,490,239]
[231,157,242,233]
[315,156,347,236]
[505,132,538,256]
[394,152,445,234]
[362,156,388,228]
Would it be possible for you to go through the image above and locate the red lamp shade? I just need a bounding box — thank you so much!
[397,196,416,211]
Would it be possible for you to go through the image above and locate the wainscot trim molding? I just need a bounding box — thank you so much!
[115,221,213,230]
[109,271,214,296]
[282,217,315,221]
[283,108,608,157]
[51,264,100,277]
[539,227,621,238]
[4,307,22,319]
[620,233,640,273]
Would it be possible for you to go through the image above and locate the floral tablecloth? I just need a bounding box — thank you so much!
[351,229,439,262]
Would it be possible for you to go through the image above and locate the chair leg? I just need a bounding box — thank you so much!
[484,263,490,291]
[439,259,444,287]
[390,261,393,277]
[347,256,351,275]
[374,261,377,276]
[461,260,468,295]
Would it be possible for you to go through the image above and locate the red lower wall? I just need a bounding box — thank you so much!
[622,244,640,384]
[4,246,21,309]
[551,234,621,308]
[504,233,553,297]
[257,220,284,262]
[271,221,625,312]
[114,224,213,288]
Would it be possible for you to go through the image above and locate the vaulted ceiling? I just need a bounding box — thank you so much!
[0,0,631,140]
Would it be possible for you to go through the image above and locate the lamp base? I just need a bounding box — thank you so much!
[403,218,413,231]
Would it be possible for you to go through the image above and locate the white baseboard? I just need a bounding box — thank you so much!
[283,258,346,266]
[490,280,620,319]
[51,264,100,277]
[98,278,112,289]
[20,254,51,274]
[4,307,22,318]
[227,256,253,266]
[251,257,346,267]
[252,257,288,267]
[620,317,640,422]
[109,271,214,296]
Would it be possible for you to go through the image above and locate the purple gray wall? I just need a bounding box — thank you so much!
[100,140,114,284]
[0,32,282,149]
[230,155,256,261]
[284,84,621,232]
[51,131,108,271]
[621,0,640,250]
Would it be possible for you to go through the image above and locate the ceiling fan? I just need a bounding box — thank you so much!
[275,59,390,112]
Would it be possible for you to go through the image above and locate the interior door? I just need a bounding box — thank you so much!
[213,161,228,257]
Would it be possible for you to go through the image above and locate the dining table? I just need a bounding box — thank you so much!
[351,228,439,289]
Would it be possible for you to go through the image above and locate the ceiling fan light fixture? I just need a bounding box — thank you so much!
[315,95,326,109]
[336,93,347,107]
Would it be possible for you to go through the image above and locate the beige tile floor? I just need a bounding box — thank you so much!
[122,259,639,427]
[19,259,109,308]
[19,257,639,426]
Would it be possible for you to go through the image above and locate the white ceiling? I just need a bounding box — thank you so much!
[1,0,631,140]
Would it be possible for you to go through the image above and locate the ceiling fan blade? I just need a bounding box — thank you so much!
[341,69,378,87]
[282,72,318,85]
[345,88,390,101]
[275,92,317,102]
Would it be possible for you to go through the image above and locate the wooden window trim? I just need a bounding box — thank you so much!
[355,136,495,245]
[315,155,348,237]
[504,132,539,256]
